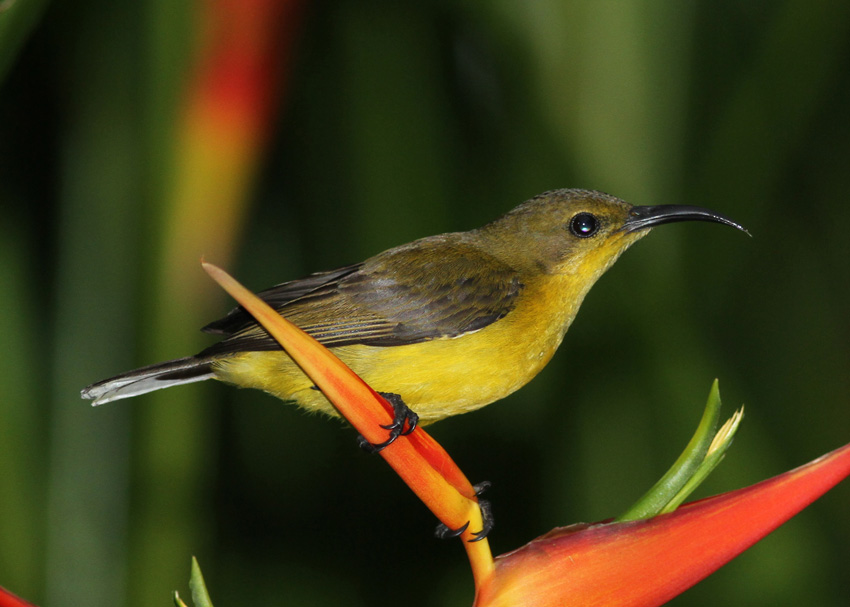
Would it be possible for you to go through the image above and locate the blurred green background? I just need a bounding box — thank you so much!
[2,1,850,606]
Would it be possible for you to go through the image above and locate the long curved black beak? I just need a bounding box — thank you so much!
[623,205,750,235]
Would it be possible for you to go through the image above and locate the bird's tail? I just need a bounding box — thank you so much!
[81,356,215,406]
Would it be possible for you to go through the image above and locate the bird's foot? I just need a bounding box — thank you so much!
[356,392,418,454]
[434,481,494,542]
[434,520,469,540]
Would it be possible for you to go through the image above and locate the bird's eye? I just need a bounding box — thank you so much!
[569,212,600,238]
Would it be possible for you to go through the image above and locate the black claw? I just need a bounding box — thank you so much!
[473,481,491,497]
[356,434,380,454]
[435,520,469,540]
[435,481,494,542]
[379,392,419,436]
[468,499,494,542]
[356,392,418,453]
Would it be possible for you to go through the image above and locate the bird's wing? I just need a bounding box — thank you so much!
[201,263,363,335]
[199,239,524,356]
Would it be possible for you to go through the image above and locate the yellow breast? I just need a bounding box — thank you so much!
[212,273,585,424]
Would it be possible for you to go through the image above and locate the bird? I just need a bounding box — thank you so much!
[82,188,746,447]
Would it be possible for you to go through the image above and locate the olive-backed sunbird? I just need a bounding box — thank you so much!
[82,189,746,432]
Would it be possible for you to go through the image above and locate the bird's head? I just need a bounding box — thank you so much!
[480,189,748,282]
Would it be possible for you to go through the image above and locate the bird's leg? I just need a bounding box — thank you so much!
[356,392,418,454]
[434,481,494,541]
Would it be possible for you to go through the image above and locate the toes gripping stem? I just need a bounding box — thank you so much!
[356,392,419,454]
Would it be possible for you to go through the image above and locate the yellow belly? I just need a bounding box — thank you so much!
[212,275,583,424]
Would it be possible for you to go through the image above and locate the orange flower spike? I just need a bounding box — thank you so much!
[477,441,850,607]
[202,262,495,585]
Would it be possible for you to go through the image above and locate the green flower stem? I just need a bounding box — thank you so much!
[660,408,744,514]
[617,380,727,522]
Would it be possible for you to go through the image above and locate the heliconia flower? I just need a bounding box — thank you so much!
[475,440,850,606]
[202,262,850,606]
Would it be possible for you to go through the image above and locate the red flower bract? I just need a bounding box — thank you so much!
[476,442,850,607]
